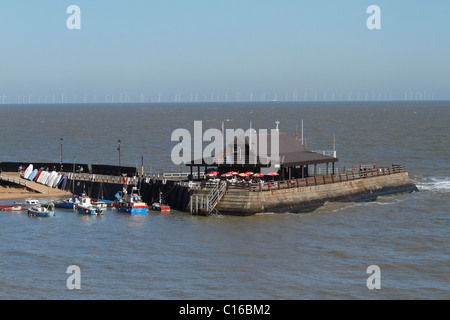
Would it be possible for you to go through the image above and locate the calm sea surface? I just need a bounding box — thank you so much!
[0,101,448,299]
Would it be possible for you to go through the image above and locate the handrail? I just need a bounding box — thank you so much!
[190,180,227,215]
[0,173,28,187]
[207,164,407,193]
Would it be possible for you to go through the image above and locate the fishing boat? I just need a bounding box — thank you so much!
[28,203,55,217]
[54,196,80,209]
[151,192,170,212]
[113,186,148,215]
[151,202,171,212]
[76,194,106,215]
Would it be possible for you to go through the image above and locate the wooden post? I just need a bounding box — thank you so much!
[195,195,198,214]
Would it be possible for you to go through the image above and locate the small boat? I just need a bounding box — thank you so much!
[54,196,80,209]
[76,194,106,215]
[113,186,148,215]
[151,192,170,212]
[23,164,33,179]
[28,203,55,217]
[151,202,171,212]
[28,169,38,181]
[12,198,40,210]
[0,204,22,211]
[94,198,114,207]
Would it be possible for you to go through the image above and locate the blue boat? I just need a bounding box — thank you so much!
[28,203,55,217]
[28,169,38,181]
[54,196,79,209]
[113,186,148,215]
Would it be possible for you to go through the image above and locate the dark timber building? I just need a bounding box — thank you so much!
[186,130,338,180]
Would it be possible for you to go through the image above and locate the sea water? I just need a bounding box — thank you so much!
[0,101,448,299]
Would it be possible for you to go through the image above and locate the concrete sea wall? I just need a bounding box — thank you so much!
[214,172,418,215]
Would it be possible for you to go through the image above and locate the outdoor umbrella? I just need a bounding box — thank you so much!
[206,171,219,177]
[253,173,264,177]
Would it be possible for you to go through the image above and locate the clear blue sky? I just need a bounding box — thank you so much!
[0,0,449,103]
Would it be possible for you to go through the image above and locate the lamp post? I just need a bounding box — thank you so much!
[60,138,63,172]
[117,139,121,167]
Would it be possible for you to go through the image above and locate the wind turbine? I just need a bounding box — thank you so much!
[158,93,162,103]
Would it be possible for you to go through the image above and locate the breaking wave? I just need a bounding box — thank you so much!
[415,177,450,192]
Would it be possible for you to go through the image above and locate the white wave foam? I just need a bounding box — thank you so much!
[416,177,450,192]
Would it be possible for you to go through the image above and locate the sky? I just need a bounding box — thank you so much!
[0,0,449,103]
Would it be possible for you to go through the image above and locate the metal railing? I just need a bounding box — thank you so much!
[190,180,227,215]
[0,173,28,187]
[190,164,406,193]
